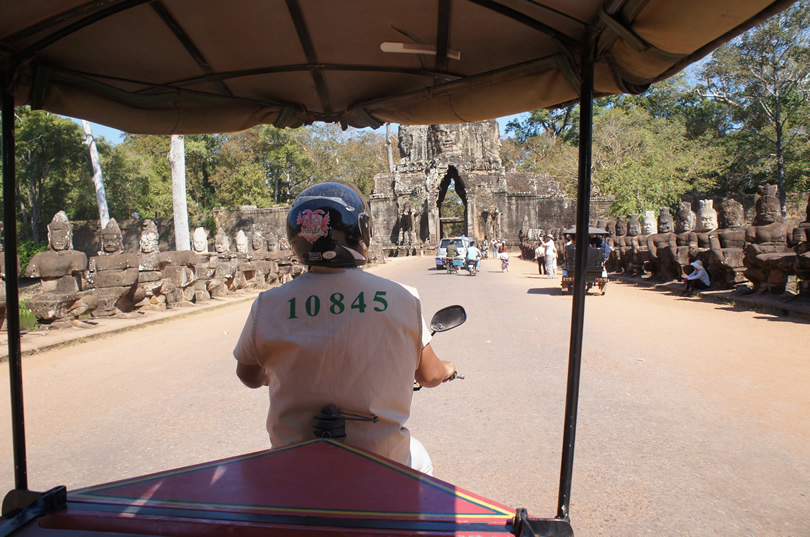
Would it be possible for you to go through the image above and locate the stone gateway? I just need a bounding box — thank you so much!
[369,120,610,255]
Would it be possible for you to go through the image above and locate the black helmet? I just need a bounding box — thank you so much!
[287,181,372,267]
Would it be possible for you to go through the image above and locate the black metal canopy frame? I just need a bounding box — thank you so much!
[0,59,592,537]
[0,83,590,537]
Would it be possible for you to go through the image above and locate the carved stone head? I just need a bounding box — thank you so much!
[696,199,718,232]
[605,220,616,237]
[100,218,123,254]
[676,202,696,233]
[192,227,209,253]
[627,214,641,236]
[139,219,159,253]
[214,228,230,254]
[267,231,279,252]
[430,124,462,157]
[48,211,73,251]
[803,194,810,223]
[399,132,413,160]
[642,211,657,235]
[719,199,745,229]
[251,226,265,252]
[657,208,674,233]
[753,183,782,225]
[235,230,248,254]
[615,216,627,237]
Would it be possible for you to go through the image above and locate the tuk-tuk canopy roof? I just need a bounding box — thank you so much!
[0,0,796,134]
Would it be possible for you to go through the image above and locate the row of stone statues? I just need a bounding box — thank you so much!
[517,185,809,297]
[604,185,809,296]
[21,213,302,327]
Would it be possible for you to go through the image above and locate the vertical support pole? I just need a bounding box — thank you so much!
[2,75,28,491]
[557,44,594,519]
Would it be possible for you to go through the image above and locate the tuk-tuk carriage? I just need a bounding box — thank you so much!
[560,228,610,295]
[1,2,795,536]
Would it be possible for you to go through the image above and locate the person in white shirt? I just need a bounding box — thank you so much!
[682,259,710,296]
[233,181,455,475]
[542,234,558,278]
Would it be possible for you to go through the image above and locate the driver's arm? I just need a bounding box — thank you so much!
[415,344,456,388]
[236,362,269,388]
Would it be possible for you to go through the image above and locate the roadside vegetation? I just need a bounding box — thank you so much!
[1,1,808,243]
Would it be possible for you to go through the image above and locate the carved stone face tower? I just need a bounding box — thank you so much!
[370,120,579,254]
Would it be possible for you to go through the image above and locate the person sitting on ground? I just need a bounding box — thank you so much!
[233,181,456,476]
[682,259,710,296]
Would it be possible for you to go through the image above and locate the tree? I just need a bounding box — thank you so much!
[592,107,723,216]
[209,129,274,207]
[699,0,810,215]
[256,126,314,204]
[301,124,387,197]
[110,135,174,218]
[505,107,579,144]
[81,120,110,229]
[169,135,190,250]
[184,134,222,216]
[15,108,88,240]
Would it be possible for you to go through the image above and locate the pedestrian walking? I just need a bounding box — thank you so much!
[543,234,557,278]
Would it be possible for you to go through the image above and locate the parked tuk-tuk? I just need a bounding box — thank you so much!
[560,228,610,295]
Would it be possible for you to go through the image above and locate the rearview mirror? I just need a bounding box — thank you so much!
[430,305,467,335]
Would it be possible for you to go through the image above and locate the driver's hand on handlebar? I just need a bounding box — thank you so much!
[441,361,456,383]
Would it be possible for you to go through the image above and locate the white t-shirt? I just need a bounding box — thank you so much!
[233,268,431,466]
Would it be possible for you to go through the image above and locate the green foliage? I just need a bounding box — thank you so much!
[698,0,810,207]
[17,239,48,275]
[199,217,217,237]
[18,298,39,332]
[300,124,386,198]
[593,107,723,215]
[15,108,89,240]
[8,3,809,233]
[505,107,579,144]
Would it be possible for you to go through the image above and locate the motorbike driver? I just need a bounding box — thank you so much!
[466,243,482,270]
[233,181,456,476]
[445,240,459,260]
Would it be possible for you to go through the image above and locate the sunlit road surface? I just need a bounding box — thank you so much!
[2,255,808,536]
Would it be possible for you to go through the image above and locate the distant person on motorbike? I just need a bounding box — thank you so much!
[466,243,482,270]
[233,181,455,476]
[446,240,459,260]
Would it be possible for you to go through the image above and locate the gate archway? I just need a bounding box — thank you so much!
[437,166,467,238]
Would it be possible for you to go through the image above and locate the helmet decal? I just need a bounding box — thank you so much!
[297,209,330,242]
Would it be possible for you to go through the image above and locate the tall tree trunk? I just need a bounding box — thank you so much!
[169,134,190,251]
[81,120,110,230]
[385,122,395,173]
[774,106,787,219]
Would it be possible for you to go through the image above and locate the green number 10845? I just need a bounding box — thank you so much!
[287,291,388,319]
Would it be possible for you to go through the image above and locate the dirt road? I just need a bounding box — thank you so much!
[2,256,808,536]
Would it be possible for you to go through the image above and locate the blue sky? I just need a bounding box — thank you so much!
[70,114,525,145]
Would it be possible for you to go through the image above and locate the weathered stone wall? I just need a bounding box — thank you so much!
[212,206,289,243]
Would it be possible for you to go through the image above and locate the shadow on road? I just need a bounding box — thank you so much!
[526,288,561,295]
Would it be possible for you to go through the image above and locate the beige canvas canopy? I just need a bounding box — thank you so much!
[0,0,796,134]
[0,2,799,531]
